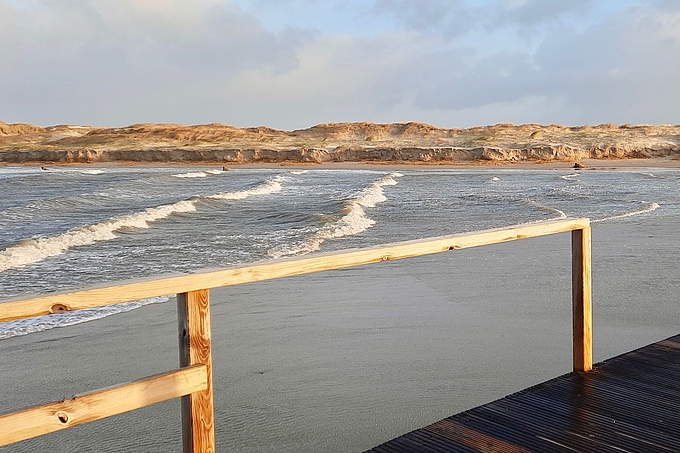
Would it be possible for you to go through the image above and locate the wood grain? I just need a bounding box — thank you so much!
[178,290,215,453]
[0,218,590,323]
[572,227,593,372]
[0,364,207,447]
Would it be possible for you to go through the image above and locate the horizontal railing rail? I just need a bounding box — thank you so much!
[0,217,590,323]
[0,217,592,452]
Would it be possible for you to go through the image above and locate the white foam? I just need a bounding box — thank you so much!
[290,170,309,175]
[172,171,207,178]
[80,169,104,175]
[269,173,402,258]
[0,200,197,272]
[594,202,660,222]
[525,199,567,220]
[560,174,580,180]
[0,296,169,340]
[206,170,223,175]
[488,176,499,182]
[0,176,285,273]
[206,175,284,200]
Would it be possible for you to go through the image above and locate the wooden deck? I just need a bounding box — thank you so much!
[367,334,680,453]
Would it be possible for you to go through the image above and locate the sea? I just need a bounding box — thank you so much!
[0,165,679,452]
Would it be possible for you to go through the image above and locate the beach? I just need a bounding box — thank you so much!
[4,0,680,448]
[5,156,680,171]
[1,218,679,453]
[1,164,679,452]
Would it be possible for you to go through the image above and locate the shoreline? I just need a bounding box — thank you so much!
[2,219,679,452]
[3,156,680,170]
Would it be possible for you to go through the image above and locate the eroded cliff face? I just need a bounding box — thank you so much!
[1,121,678,163]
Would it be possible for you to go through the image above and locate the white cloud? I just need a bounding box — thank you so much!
[0,0,678,128]
[224,32,443,127]
[0,0,311,126]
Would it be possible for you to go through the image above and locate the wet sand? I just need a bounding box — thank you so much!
[1,218,679,452]
[4,156,680,172]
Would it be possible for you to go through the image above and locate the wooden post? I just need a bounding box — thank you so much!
[571,227,592,372]
[178,289,215,453]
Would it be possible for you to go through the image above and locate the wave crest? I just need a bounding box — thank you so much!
[560,173,580,181]
[525,199,567,219]
[594,202,659,222]
[206,175,284,200]
[269,173,402,258]
[172,171,208,178]
[0,176,284,273]
[0,200,197,272]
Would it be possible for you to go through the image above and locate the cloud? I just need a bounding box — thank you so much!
[403,2,680,125]
[225,32,443,126]
[0,0,310,126]
[530,3,680,124]
[0,0,678,128]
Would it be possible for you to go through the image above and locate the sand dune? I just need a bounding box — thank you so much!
[1,121,678,164]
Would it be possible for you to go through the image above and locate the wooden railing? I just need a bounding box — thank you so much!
[0,217,592,451]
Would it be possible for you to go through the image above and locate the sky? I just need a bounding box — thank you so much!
[1,0,679,129]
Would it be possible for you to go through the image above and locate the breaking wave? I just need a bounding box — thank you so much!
[0,201,197,272]
[0,296,169,340]
[172,171,209,178]
[268,173,402,258]
[0,176,284,273]
[172,169,227,178]
[525,199,567,219]
[206,175,284,200]
[594,202,660,222]
[560,173,580,180]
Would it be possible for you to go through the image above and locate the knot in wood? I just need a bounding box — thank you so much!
[50,304,69,314]
[56,411,69,424]
[381,255,389,261]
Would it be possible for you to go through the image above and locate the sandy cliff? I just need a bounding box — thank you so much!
[0,121,678,164]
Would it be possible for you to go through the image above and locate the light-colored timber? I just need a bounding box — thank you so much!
[571,227,593,372]
[0,217,594,451]
[0,218,590,323]
[0,364,207,446]
[178,290,215,453]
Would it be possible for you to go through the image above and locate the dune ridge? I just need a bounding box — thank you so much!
[1,121,678,164]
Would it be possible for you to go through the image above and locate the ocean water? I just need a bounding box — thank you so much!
[1,166,679,452]
[0,166,677,338]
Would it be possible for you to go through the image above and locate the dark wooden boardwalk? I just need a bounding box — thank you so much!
[367,334,680,453]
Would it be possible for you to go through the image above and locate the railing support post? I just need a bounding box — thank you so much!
[178,289,215,452]
[572,226,593,372]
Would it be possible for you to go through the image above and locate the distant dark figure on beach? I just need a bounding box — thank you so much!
[40,166,49,171]
[222,166,231,171]
[573,162,588,169]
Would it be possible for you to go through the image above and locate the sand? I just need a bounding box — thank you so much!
[2,122,679,166]
[4,156,680,175]
[1,218,679,452]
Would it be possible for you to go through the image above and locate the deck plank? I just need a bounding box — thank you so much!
[367,334,680,453]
